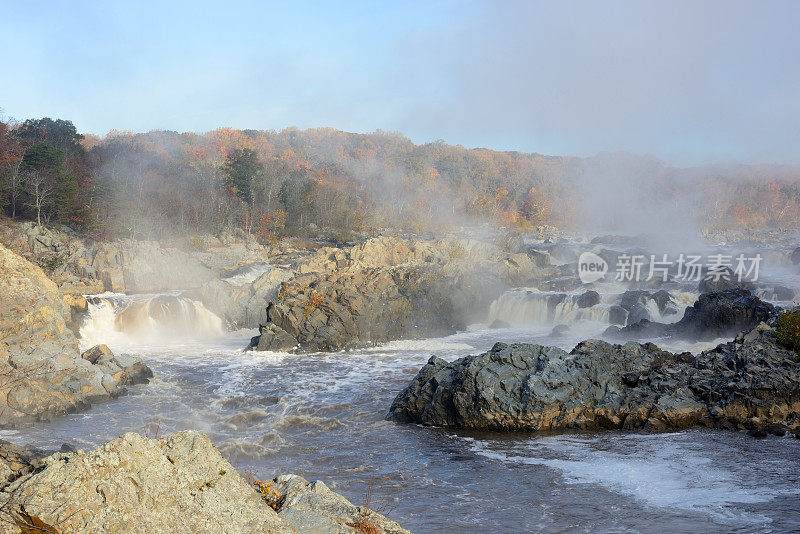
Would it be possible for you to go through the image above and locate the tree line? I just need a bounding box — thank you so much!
[1,115,799,241]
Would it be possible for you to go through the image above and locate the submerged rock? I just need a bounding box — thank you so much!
[388,324,800,434]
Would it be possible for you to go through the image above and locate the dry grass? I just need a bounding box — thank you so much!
[347,473,394,534]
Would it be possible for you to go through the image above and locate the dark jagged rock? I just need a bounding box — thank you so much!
[791,246,800,265]
[388,323,800,434]
[697,266,754,293]
[248,323,298,352]
[575,290,600,309]
[671,289,775,339]
[607,289,777,341]
[649,289,675,314]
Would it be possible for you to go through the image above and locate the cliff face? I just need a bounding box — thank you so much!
[0,244,151,426]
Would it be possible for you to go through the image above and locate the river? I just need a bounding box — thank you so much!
[2,293,798,533]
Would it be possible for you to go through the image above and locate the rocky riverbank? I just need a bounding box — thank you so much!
[388,320,800,436]
[0,243,152,426]
[0,431,410,534]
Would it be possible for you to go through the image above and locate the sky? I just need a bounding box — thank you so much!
[0,0,798,165]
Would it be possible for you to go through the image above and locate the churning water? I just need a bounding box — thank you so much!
[3,307,798,533]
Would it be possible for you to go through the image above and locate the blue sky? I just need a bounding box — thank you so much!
[1,0,798,164]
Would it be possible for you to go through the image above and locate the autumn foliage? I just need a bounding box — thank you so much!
[2,118,800,239]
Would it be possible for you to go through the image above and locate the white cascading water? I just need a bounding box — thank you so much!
[79,293,225,349]
[487,288,698,328]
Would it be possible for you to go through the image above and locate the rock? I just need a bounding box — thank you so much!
[196,267,292,329]
[388,326,800,433]
[550,324,569,337]
[575,290,600,308]
[272,475,411,534]
[697,266,754,293]
[608,305,627,326]
[791,246,800,265]
[609,289,777,342]
[62,293,88,335]
[259,235,547,351]
[619,290,650,312]
[251,324,298,352]
[0,431,292,534]
[101,268,125,293]
[80,344,114,364]
[649,290,674,314]
[672,289,775,340]
[524,248,551,267]
[0,245,152,426]
[626,302,651,326]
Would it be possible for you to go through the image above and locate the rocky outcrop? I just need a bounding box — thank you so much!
[255,236,547,351]
[0,432,413,534]
[0,431,292,534]
[272,475,411,534]
[0,244,151,426]
[388,323,800,434]
[606,289,777,341]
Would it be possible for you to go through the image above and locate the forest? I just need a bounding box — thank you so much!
[1,115,799,242]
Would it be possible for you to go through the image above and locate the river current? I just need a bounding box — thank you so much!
[2,314,798,533]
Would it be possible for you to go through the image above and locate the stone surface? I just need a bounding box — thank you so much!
[250,323,299,352]
[259,236,550,351]
[0,244,152,426]
[272,474,411,534]
[607,289,777,341]
[389,324,800,433]
[0,431,292,534]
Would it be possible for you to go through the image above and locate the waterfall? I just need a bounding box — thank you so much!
[487,288,697,328]
[487,290,609,327]
[80,293,225,348]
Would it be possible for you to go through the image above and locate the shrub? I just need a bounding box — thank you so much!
[774,305,800,357]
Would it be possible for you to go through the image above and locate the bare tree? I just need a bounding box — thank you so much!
[22,170,54,227]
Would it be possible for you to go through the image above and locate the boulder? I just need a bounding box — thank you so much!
[0,432,292,534]
[250,324,298,352]
[258,236,548,351]
[671,289,775,340]
[388,326,800,433]
[791,246,800,265]
[575,290,600,309]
